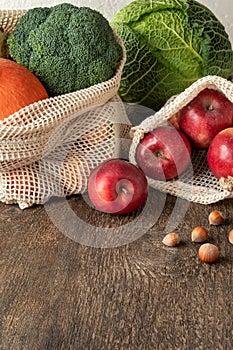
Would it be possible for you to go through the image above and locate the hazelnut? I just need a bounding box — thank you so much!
[191,226,208,243]
[228,229,233,244]
[208,210,224,226]
[198,243,219,263]
[162,232,181,247]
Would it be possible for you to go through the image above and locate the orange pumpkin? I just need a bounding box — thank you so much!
[0,58,49,120]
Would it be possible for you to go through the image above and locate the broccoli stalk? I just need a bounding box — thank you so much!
[7,3,123,96]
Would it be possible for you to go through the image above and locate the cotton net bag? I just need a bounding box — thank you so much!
[0,10,130,209]
[129,75,233,205]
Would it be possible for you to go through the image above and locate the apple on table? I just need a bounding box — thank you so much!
[87,158,148,215]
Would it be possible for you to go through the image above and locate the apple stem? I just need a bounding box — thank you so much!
[120,186,129,195]
[207,104,214,111]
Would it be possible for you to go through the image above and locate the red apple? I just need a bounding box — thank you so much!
[87,158,148,214]
[136,125,192,181]
[207,127,233,179]
[179,88,233,149]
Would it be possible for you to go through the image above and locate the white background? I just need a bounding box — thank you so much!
[0,0,232,44]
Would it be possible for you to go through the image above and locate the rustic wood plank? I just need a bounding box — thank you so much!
[0,191,233,350]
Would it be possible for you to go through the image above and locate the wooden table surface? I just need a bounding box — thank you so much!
[1,190,233,350]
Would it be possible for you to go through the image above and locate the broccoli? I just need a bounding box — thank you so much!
[7,3,123,96]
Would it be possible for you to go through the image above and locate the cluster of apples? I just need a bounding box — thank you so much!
[137,87,233,182]
[87,88,233,215]
[168,88,233,180]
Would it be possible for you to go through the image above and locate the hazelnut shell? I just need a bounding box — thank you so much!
[198,243,219,263]
[228,229,233,244]
[208,210,224,225]
[191,226,208,243]
[162,232,181,247]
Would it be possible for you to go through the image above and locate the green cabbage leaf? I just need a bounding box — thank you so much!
[110,0,233,111]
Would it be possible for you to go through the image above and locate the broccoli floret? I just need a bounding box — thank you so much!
[7,3,123,96]
[7,7,51,66]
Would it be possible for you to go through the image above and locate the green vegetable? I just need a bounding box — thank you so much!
[110,0,233,111]
[7,3,123,96]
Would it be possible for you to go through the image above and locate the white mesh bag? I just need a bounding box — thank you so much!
[129,75,233,204]
[0,10,130,209]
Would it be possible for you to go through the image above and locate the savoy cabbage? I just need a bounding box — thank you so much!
[110,0,233,111]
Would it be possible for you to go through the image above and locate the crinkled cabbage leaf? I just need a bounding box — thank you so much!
[110,0,233,111]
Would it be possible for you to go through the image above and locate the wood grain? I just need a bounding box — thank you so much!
[0,190,233,350]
